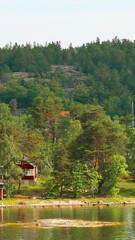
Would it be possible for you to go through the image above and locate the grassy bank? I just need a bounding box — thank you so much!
[1,178,135,206]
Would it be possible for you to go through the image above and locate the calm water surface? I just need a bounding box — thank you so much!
[0,205,135,240]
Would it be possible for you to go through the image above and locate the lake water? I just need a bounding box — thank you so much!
[0,205,135,240]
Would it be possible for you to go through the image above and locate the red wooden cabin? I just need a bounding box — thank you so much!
[16,156,38,185]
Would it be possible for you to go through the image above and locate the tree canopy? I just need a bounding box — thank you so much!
[0,38,135,198]
[0,38,135,116]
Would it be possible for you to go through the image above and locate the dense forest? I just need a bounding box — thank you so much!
[0,38,135,198]
[1,37,135,117]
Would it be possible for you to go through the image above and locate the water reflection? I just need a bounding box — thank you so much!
[0,208,4,222]
[0,206,135,240]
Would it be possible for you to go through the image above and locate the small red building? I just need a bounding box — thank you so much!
[0,182,4,200]
[16,156,38,185]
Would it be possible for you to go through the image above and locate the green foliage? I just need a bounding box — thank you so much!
[62,119,82,148]
[70,105,127,162]
[37,141,54,175]
[9,99,17,115]
[4,162,23,197]
[21,129,44,163]
[41,177,59,199]
[73,82,91,104]
[125,127,135,178]
[70,105,128,196]
[52,141,71,197]
[86,170,102,196]
[99,155,128,196]
[72,161,87,198]
[1,79,27,108]
[4,179,17,198]
[0,103,25,196]
[32,96,45,129]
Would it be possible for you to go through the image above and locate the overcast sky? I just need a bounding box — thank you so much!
[0,0,135,48]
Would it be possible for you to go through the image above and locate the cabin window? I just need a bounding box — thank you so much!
[26,169,34,176]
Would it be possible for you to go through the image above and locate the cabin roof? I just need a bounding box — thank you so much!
[16,156,37,168]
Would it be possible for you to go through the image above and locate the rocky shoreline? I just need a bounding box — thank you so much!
[0,199,135,208]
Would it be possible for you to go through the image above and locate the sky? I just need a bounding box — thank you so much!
[0,0,135,48]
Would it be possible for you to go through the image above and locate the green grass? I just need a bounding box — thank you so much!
[1,178,135,205]
[118,178,135,197]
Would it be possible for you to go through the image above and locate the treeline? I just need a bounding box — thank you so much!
[0,38,135,117]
